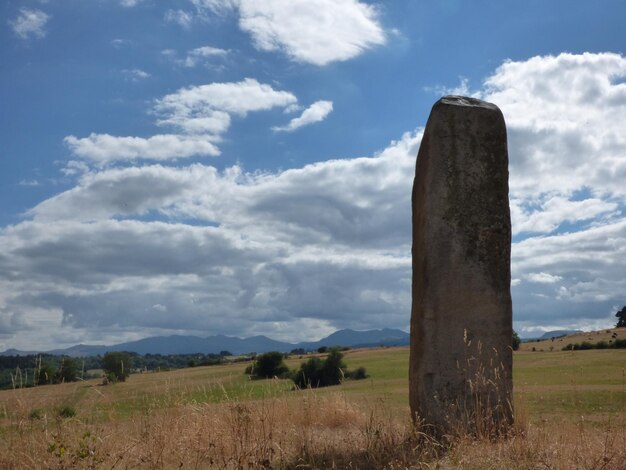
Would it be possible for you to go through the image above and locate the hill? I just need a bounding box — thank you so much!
[538,329,582,340]
[519,327,626,351]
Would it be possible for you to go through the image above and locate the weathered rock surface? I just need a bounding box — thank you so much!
[409,95,513,435]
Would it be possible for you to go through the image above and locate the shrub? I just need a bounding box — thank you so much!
[346,366,369,380]
[57,405,76,418]
[613,338,626,348]
[29,408,44,420]
[291,349,347,389]
[246,351,289,379]
[102,371,119,385]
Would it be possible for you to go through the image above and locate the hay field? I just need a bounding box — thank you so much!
[1,346,625,468]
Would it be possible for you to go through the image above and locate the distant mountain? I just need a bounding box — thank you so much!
[0,328,409,357]
[298,328,410,350]
[538,330,583,340]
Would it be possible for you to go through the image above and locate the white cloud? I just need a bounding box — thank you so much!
[64,134,221,164]
[66,79,299,164]
[273,100,333,132]
[525,272,563,284]
[35,130,421,247]
[480,52,626,199]
[511,196,618,235]
[155,78,297,117]
[182,46,228,67]
[120,0,142,6]
[5,52,626,349]
[10,8,50,40]
[191,0,386,65]
[165,9,194,29]
[122,68,150,81]
[111,38,131,48]
[4,131,419,348]
[18,179,40,187]
[157,110,231,135]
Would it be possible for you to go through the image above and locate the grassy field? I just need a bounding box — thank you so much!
[0,347,625,468]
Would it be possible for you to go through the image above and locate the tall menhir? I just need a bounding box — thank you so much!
[410,96,513,436]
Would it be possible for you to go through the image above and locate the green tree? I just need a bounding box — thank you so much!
[512,330,521,351]
[56,356,79,383]
[615,306,626,328]
[102,352,133,382]
[246,351,288,379]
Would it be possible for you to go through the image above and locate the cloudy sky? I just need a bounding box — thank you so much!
[1,0,626,351]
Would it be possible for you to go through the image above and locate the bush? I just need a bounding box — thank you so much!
[346,366,369,380]
[102,352,132,382]
[57,405,76,418]
[246,351,289,379]
[291,349,347,389]
[29,408,44,420]
[613,338,626,348]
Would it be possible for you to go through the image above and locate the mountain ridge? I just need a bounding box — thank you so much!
[0,328,409,357]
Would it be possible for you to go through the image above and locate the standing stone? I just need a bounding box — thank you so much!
[409,96,513,436]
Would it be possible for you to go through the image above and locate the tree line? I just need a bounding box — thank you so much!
[0,351,227,389]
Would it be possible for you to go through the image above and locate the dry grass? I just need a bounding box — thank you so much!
[0,347,625,469]
[0,385,624,469]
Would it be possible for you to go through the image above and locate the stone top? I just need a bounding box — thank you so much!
[435,95,501,111]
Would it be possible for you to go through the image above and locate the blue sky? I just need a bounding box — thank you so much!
[1,0,626,350]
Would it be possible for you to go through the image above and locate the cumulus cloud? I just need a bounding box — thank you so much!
[4,52,626,349]
[438,52,626,240]
[35,131,420,248]
[120,0,142,6]
[481,52,626,199]
[272,100,333,132]
[10,8,50,40]
[3,131,420,349]
[190,0,386,65]
[65,79,299,164]
[511,219,626,333]
[511,196,618,235]
[64,134,221,164]
[155,78,297,118]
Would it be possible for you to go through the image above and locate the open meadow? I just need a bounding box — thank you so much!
[1,346,625,469]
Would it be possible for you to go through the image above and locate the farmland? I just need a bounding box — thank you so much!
[0,346,625,468]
